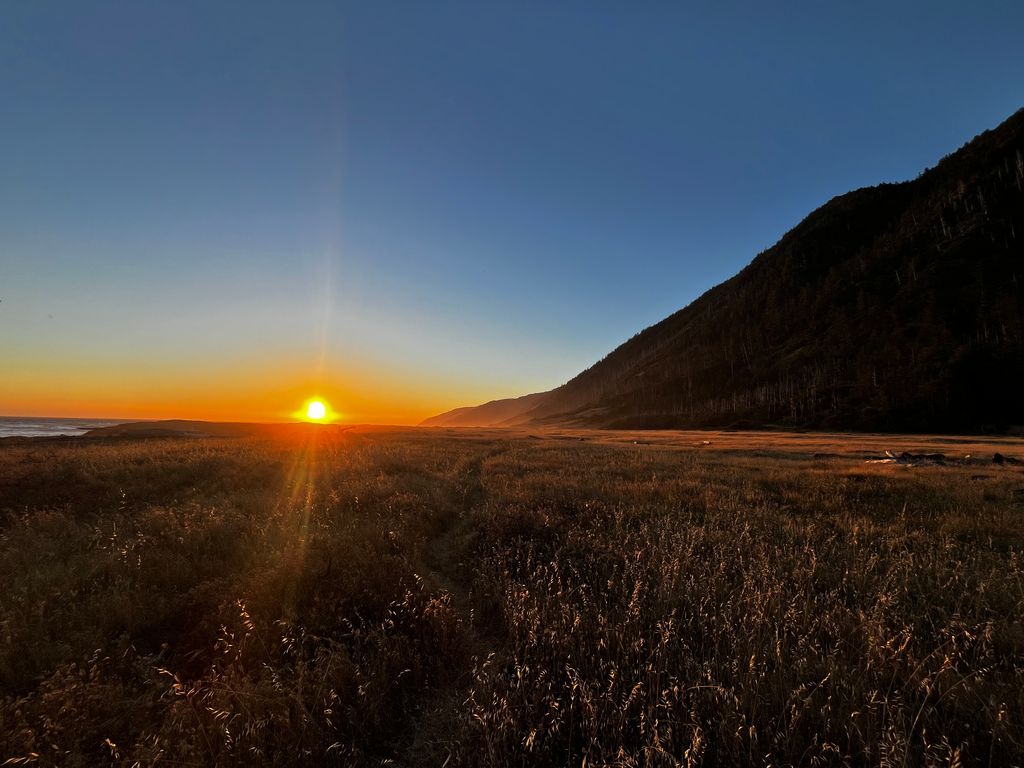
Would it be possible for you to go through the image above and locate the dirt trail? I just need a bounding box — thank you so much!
[424,508,500,660]
[423,448,508,661]
[402,448,508,764]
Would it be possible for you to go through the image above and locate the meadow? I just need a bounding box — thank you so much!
[0,427,1022,766]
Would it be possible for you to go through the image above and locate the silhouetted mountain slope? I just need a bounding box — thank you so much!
[420,392,547,427]
[429,108,1024,432]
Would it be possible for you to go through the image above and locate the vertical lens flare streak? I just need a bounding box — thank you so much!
[273,428,331,616]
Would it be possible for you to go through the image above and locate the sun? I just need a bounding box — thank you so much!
[292,397,340,423]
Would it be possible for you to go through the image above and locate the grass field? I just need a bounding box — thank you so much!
[1,427,1023,766]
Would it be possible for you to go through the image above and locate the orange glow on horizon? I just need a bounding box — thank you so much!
[0,353,498,425]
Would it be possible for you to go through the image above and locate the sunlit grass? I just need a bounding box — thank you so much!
[0,430,1021,766]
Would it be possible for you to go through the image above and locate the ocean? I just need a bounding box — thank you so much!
[0,417,125,438]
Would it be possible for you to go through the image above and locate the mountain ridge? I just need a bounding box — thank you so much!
[425,108,1024,432]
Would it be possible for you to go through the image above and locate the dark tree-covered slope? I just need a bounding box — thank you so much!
[429,108,1024,432]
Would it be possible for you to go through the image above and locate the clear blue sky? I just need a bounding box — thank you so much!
[2,1,1023,420]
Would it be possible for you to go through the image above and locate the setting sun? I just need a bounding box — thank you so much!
[293,397,340,423]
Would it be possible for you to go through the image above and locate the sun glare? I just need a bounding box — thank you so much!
[293,398,337,423]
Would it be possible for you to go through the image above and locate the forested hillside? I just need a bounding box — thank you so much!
[430,107,1024,432]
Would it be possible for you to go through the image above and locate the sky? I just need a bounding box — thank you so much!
[2,1,1023,423]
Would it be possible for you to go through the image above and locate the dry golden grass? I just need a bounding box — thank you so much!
[1,428,1022,766]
